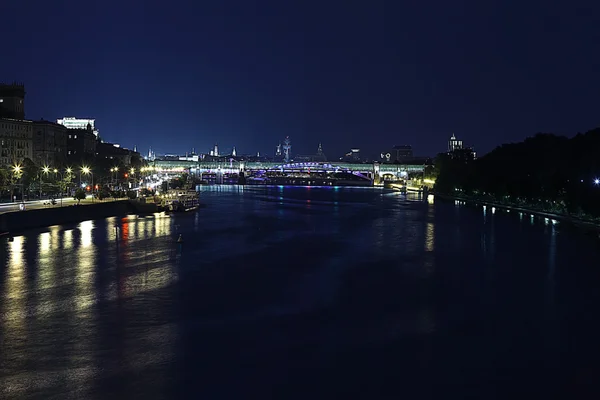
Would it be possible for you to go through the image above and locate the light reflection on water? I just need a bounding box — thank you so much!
[0,187,598,399]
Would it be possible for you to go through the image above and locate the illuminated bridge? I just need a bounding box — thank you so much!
[151,160,425,180]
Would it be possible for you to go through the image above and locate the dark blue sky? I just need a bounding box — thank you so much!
[1,0,599,159]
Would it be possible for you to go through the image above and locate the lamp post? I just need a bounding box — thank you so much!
[53,168,64,207]
[111,167,119,188]
[12,164,23,203]
[65,167,73,199]
[81,166,93,202]
[41,166,50,200]
[130,167,136,189]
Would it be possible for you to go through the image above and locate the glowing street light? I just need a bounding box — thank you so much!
[66,167,73,174]
[42,166,50,174]
[80,167,94,202]
[594,178,600,185]
[12,164,22,175]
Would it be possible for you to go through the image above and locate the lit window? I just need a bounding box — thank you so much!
[74,135,77,139]
[0,99,3,102]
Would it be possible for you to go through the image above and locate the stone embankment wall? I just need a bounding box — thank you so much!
[0,200,158,233]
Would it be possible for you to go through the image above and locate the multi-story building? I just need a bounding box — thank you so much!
[0,83,26,120]
[66,124,97,160]
[448,134,463,152]
[57,117,99,137]
[32,120,68,166]
[96,142,134,165]
[0,118,33,166]
[380,145,413,163]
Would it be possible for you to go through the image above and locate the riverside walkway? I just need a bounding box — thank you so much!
[0,196,125,215]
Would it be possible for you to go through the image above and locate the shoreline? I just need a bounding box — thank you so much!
[434,192,600,232]
[0,200,158,235]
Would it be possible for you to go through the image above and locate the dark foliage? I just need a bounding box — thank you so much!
[435,129,600,218]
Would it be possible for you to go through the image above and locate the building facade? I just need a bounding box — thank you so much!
[448,134,463,152]
[66,125,97,160]
[0,118,33,166]
[96,142,134,165]
[380,145,413,163]
[57,117,99,137]
[32,120,68,166]
[0,83,26,120]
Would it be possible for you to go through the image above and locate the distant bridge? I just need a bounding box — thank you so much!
[152,160,424,179]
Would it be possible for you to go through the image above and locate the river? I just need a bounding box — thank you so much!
[1,186,599,399]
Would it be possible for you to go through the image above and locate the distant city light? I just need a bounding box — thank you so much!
[594,178,599,185]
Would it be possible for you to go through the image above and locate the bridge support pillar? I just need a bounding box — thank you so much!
[373,162,381,186]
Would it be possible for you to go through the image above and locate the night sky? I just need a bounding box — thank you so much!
[1,0,599,159]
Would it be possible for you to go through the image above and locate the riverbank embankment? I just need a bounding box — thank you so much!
[0,200,158,234]
[434,192,600,232]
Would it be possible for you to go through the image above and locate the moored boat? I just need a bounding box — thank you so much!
[160,189,200,212]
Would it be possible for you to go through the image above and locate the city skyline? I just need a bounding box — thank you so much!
[1,1,599,158]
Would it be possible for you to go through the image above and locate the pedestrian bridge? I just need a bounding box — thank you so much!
[152,160,424,178]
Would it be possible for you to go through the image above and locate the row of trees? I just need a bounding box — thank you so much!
[0,154,148,202]
[433,128,600,218]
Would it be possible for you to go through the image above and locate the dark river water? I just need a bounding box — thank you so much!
[1,186,600,399]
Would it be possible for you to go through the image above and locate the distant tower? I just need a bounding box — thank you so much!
[133,145,137,153]
[0,82,26,120]
[275,142,282,157]
[257,151,260,157]
[315,142,327,161]
[448,134,463,152]
[282,136,292,163]
[232,146,237,157]
[214,143,219,157]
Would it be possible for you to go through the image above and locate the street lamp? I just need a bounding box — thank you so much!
[594,178,599,185]
[130,168,136,189]
[64,168,73,198]
[81,166,94,202]
[41,165,50,199]
[111,167,119,187]
[52,169,64,207]
[12,164,23,203]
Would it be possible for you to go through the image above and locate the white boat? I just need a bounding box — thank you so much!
[160,189,200,212]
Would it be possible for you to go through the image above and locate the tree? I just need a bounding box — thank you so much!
[21,158,38,190]
[434,128,600,218]
[74,188,86,204]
